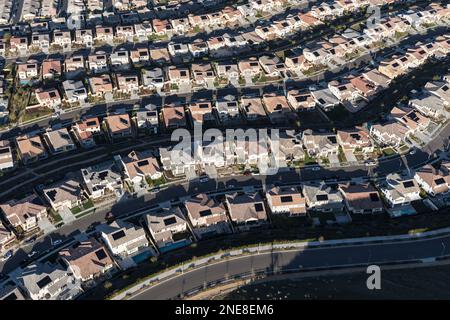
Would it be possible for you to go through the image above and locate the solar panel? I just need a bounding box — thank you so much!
[402,181,415,188]
[164,217,177,225]
[199,209,212,217]
[316,194,328,201]
[254,203,264,212]
[36,275,52,289]
[280,195,293,203]
[435,178,446,185]
[137,160,149,167]
[95,249,107,260]
[111,230,126,241]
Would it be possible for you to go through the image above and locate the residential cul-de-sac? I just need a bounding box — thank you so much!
[0,0,449,304]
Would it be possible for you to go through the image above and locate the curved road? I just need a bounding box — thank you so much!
[131,233,450,300]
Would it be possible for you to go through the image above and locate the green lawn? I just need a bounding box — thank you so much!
[382,147,396,156]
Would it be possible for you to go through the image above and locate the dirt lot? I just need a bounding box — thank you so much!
[221,264,450,300]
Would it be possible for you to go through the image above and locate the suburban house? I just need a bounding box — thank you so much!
[152,18,173,36]
[191,63,216,87]
[43,128,76,154]
[42,178,83,211]
[71,117,101,148]
[75,29,93,47]
[10,36,28,53]
[338,183,384,214]
[17,62,39,83]
[336,127,373,152]
[215,99,241,124]
[15,262,82,300]
[143,207,192,252]
[116,73,140,94]
[64,55,85,77]
[263,94,296,124]
[130,47,150,64]
[0,195,47,233]
[95,26,114,43]
[258,55,286,78]
[311,88,340,111]
[284,53,313,77]
[225,192,268,231]
[167,66,191,87]
[134,22,153,38]
[159,146,196,177]
[362,69,391,89]
[409,94,448,120]
[266,186,306,216]
[238,58,262,78]
[110,50,130,70]
[87,52,109,74]
[215,62,240,82]
[287,89,316,112]
[134,107,159,133]
[141,68,165,91]
[162,105,187,129]
[271,130,304,167]
[89,74,114,97]
[62,80,88,104]
[99,220,153,260]
[35,88,62,109]
[104,114,133,140]
[0,140,14,171]
[414,163,450,196]
[188,39,210,58]
[119,150,162,188]
[52,30,71,49]
[184,193,232,239]
[149,47,171,65]
[16,134,48,164]
[369,121,409,148]
[380,173,421,217]
[188,101,216,125]
[167,42,189,57]
[240,97,267,121]
[391,106,431,134]
[41,59,62,80]
[81,161,124,199]
[302,182,344,212]
[59,238,115,284]
[302,129,339,157]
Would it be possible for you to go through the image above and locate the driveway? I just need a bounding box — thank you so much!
[59,207,76,225]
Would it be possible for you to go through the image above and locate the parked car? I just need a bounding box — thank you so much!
[25,236,37,244]
[52,239,62,246]
[2,250,13,261]
[27,251,38,258]
[199,176,209,183]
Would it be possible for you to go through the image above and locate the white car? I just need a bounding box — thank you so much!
[311,166,320,171]
[52,239,62,246]
[199,177,209,183]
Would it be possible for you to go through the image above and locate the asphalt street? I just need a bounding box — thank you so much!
[131,233,450,299]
